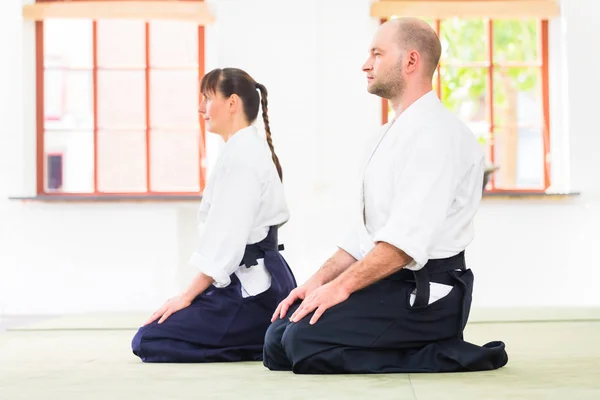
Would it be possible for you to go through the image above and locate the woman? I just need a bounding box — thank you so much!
[131,68,297,363]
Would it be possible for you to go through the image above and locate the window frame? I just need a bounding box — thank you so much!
[34,0,207,198]
[380,18,551,194]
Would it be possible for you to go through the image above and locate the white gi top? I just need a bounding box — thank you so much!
[188,125,289,296]
[338,91,485,271]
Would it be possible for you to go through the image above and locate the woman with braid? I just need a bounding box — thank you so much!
[131,68,297,363]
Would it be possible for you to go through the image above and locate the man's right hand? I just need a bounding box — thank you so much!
[272,248,357,322]
[271,279,322,321]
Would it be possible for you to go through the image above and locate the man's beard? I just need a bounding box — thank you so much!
[368,60,405,100]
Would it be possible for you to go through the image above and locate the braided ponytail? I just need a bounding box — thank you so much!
[255,83,283,182]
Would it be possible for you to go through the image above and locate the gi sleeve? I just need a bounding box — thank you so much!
[372,132,457,270]
[336,227,362,261]
[188,160,261,287]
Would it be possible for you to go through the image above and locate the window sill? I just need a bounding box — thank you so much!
[9,191,580,203]
[482,191,580,200]
[8,194,203,202]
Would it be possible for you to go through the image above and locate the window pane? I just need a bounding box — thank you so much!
[97,71,146,129]
[150,70,199,128]
[44,130,94,193]
[44,19,92,68]
[44,70,93,131]
[440,19,487,64]
[492,127,545,189]
[440,67,489,131]
[46,154,64,191]
[97,130,147,192]
[493,19,538,63]
[493,67,542,128]
[150,21,198,68]
[97,20,146,68]
[150,130,200,192]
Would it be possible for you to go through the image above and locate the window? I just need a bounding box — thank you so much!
[36,7,207,196]
[381,18,550,193]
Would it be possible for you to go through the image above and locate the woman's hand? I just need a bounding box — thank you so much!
[144,295,192,325]
[143,271,214,326]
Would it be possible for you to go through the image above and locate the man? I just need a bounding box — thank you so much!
[263,17,508,374]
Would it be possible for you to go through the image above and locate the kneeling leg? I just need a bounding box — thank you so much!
[263,303,301,371]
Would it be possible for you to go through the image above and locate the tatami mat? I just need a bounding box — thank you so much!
[0,316,599,399]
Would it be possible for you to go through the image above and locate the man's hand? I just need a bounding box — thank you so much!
[288,281,350,325]
[271,249,357,322]
[271,279,322,322]
[144,295,192,325]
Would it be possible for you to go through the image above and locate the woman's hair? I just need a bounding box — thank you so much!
[200,68,283,181]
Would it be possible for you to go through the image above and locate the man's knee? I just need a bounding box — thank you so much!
[279,317,323,363]
[264,318,286,349]
[263,318,293,370]
[264,301,302,352]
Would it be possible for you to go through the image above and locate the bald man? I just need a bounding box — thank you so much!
[263,18,508,374]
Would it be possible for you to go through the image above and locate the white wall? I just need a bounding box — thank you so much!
[1,0,599,316]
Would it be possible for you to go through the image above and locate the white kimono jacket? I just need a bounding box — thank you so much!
[338,91,485,272]
[188,126,289,296]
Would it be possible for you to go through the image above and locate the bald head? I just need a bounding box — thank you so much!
[385,18,441,78]
[362,17,441,100]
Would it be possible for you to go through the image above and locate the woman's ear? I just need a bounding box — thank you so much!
[228,94,240,114]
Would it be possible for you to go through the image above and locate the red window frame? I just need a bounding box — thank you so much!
[380,18,551,193]
[35,0,207,197]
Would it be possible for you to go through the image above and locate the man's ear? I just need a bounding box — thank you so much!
[405,50,420,75]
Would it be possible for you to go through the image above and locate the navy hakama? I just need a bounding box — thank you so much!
[263,251,508,374]
[132,227,296,363]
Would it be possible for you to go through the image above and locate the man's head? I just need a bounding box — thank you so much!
[362,18,441,100]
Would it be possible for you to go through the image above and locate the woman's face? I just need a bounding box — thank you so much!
[198,90,230,135]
